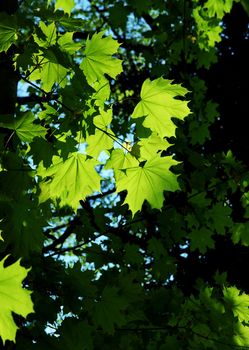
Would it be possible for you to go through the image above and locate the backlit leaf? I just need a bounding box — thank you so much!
[105,149,139,182]
[86,109,114,158]
[116,155,179,215]
[33,21,56,48]
[80,32,123,84]
[0,13,17,52]
[0,111,46,142]
[223,287,249,322]
[37,153,101,210]
[131,78,190,138]
[29,51,68,92]
[54,0,75,14]
[0,257,33,344]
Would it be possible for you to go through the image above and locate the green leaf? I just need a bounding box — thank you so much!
[53,0,75,15]
[91,78,111,107]
[58,32,81,54]
[86,108,114,158]
[80,31,123,84]
[1,200,44,258]
[0,13,17,52]
[193,7,223,50]
[0,256,34,344]
[29,51,68,92]
[92,286,127,334]
[233,322,249,347]
[37,153,101,210]
[33,21,57,48]
[131,78,190,138]
[57,319,93,350]
[137,132,170,160]
[189,227,215,254]
[0,111,46,142]
[105,149,139,181]
[232,222,249,246]
[209,203,232,233]
[116,155,179,215]
[204,0,233,19]
[223,287,249,322]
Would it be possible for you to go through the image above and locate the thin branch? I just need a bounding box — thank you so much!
[87,188,116,201]
[43,217,81,253]
[20,75,74,113]
[43,222,69,238]
[17,94,59,104]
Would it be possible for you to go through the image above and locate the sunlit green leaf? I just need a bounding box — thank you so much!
[0,111,46,142]
[116,155,179,215]
[33,21,57,48]
[131,78,190,138]
[224,287,249,322]
[0,257,33,344]
[0,13,17,52]
[80,32,123,84]
[37,153,101,210]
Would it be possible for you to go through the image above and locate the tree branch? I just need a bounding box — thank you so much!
[17,94,59,105]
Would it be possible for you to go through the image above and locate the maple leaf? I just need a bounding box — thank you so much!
[233,322,249,347]
[29,50,68,92]
[58,32,81,54]
[138,132,170,160]
[80,31,123,84]
[37,153,101,210]
[131,77,190,138]
[116,155,179,215]
[48,0,75,15]
[0,111,46,142]
[232,222,249,246]
[105,149,139,181]
[223,287,249,322]
[92,286,127,334]
[0,13,17,52]
[91,78,111,107]
[209,203,232,233]
[33,21,57,48]
[0,256,34,344]
[204,0,233,19]
[189,227,215,254]
[86,108,114,158]
[193,7,223,49]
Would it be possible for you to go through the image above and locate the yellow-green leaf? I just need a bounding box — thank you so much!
[116,155,179,215]
[33,21,56,48]
[0,13,17,52]
[80,32,123,84]
[131,78,190,138]
[223,287,249,322]
[54,0,75,15]
[86,109,114,158]
[0,256,34,344]
[233,322,249,347]
[37,153,101,210]
[0,111,46,142]
[105,149,139,182]
[29,51,68,92]
[138,132,170,160]
[58,32,81,54]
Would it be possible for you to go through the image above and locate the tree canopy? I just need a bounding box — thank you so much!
[1,0,249,349]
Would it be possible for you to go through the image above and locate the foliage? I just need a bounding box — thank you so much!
[0,256,33,344]
[0,0,249,349]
